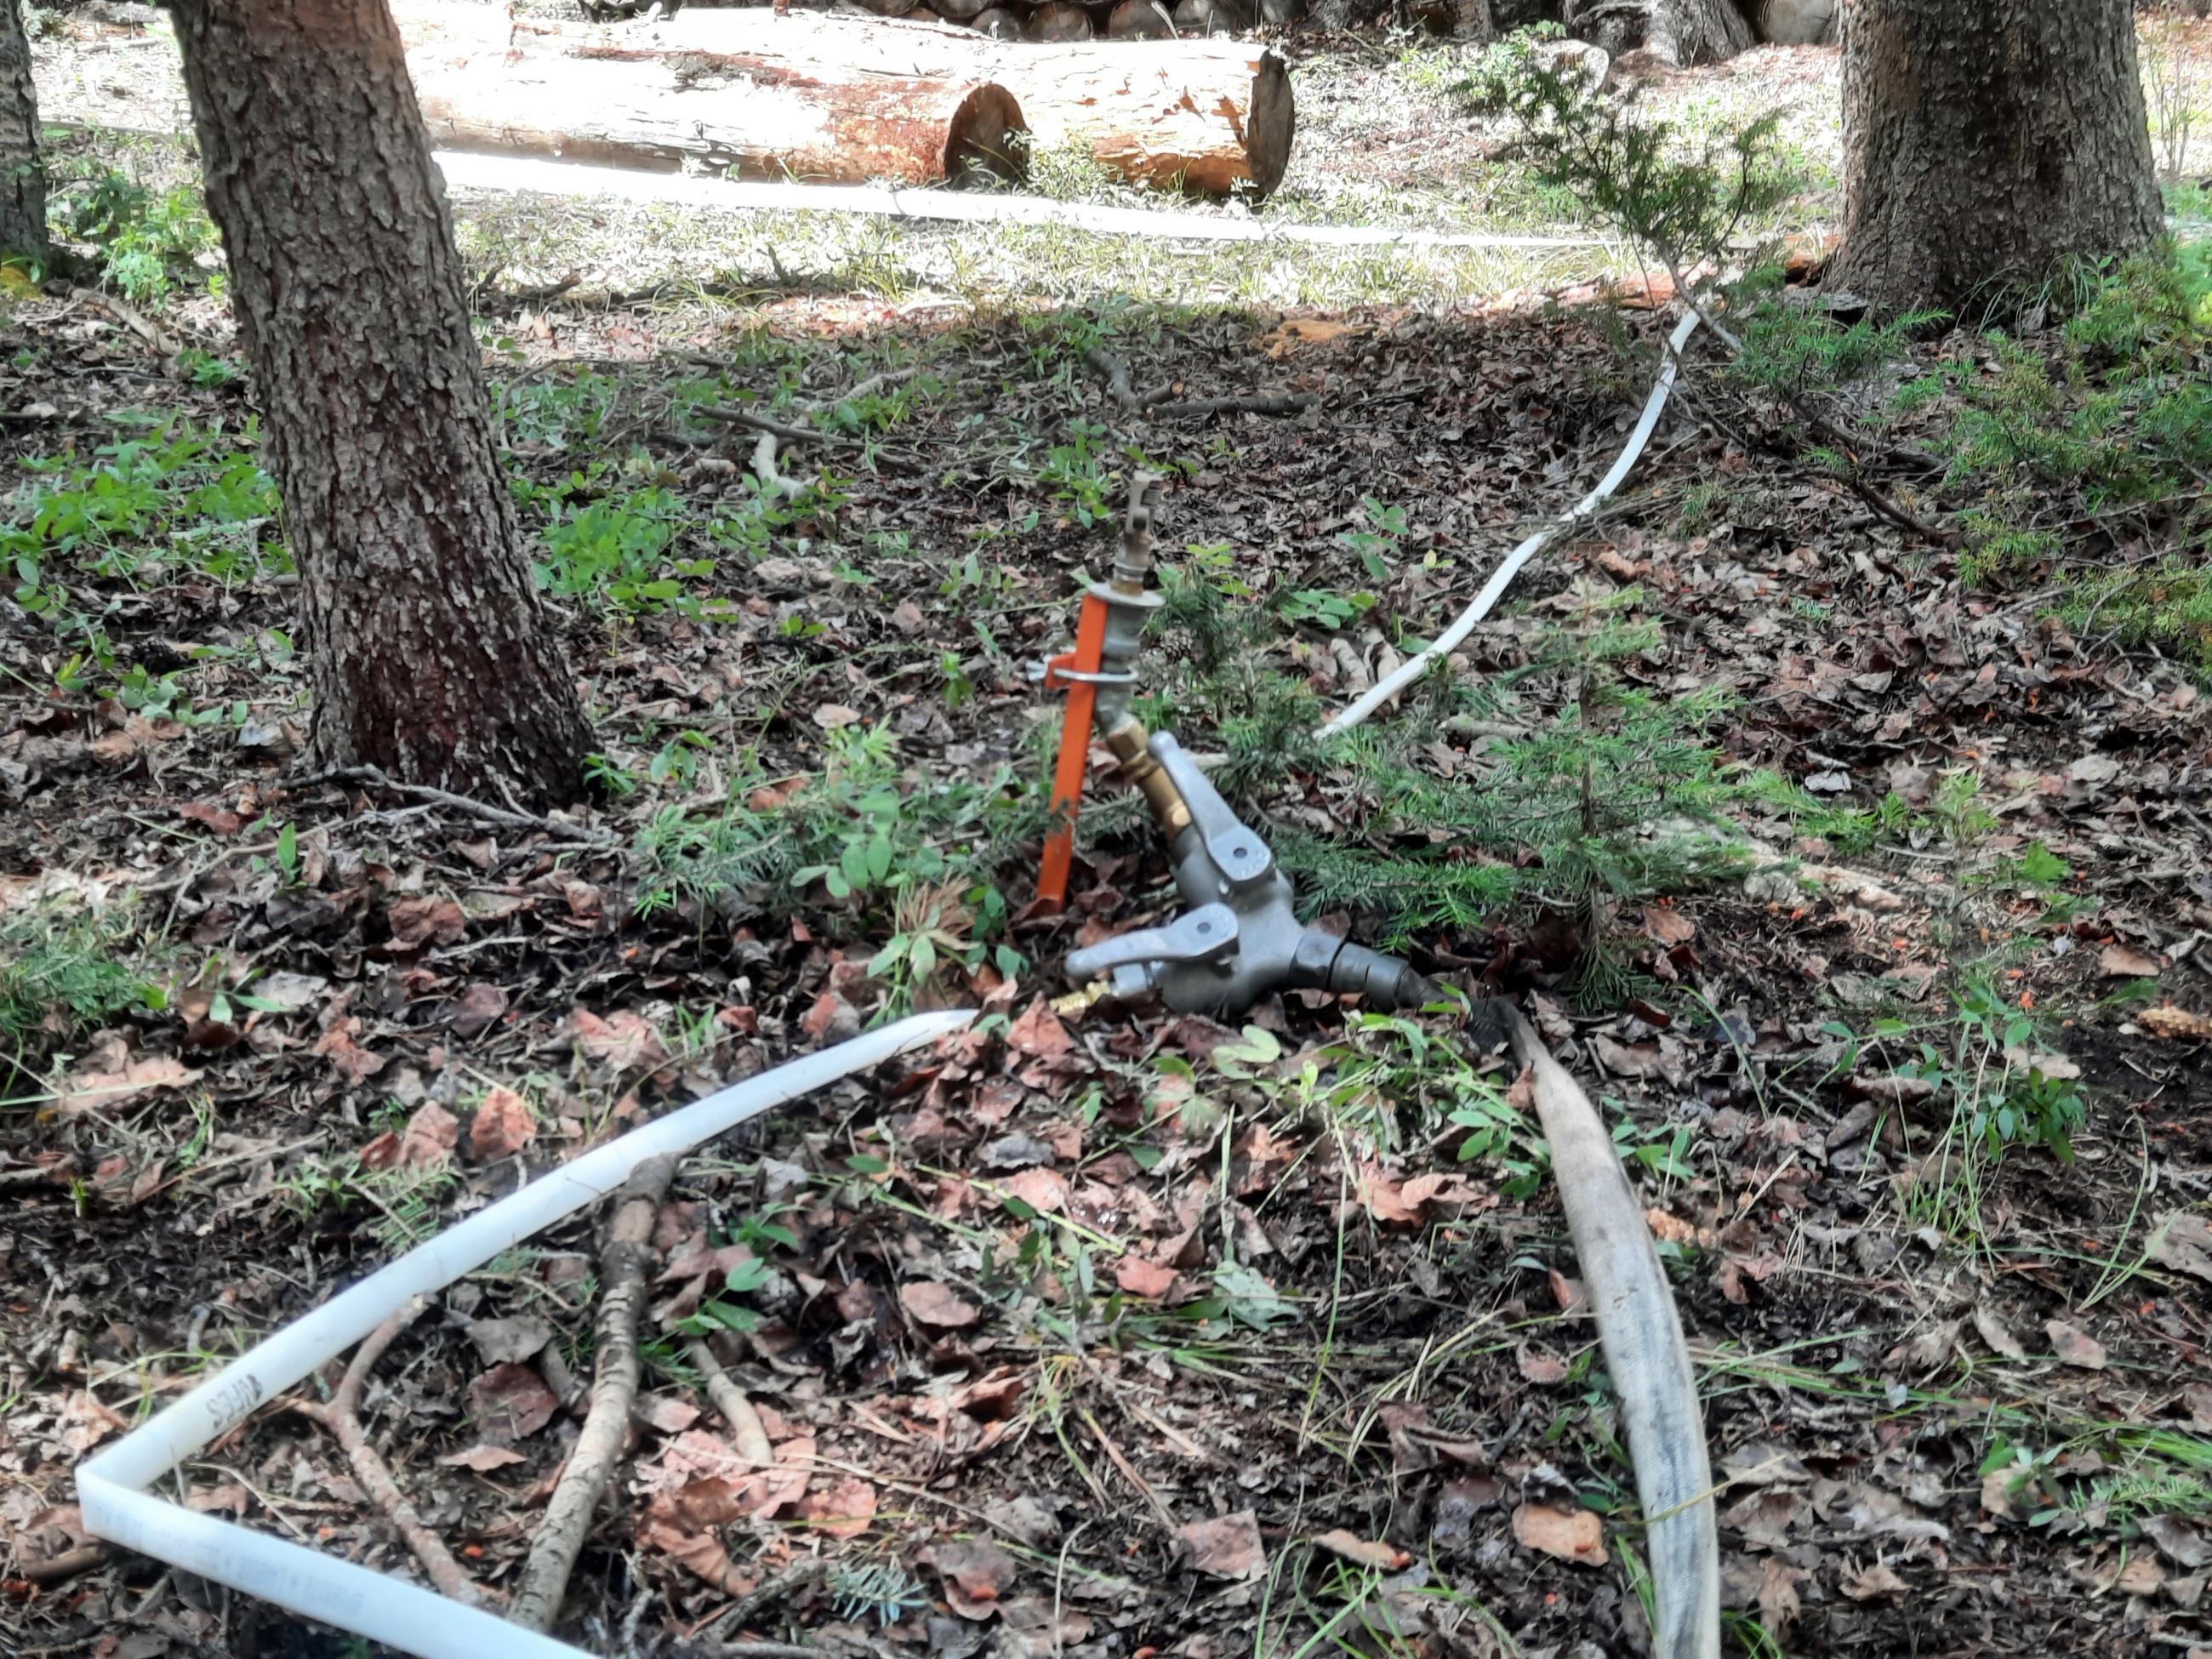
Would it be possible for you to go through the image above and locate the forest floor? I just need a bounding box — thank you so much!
[4,8,2212,1659]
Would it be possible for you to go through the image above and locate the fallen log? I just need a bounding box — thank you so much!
[465,9,1295,198]
[402,18,1026,186]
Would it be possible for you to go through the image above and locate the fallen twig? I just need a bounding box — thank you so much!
[1085,345,1136,412]
[733,364,921,499]
[687,1339,772,1467]
[1145,391,1320,419]
[69,286,178,355]
[297,1296,488,1608]
[699,1558,829,1643]
[9,1543,111,1588]
[511,1154,680,1632]
[695,403,857,447]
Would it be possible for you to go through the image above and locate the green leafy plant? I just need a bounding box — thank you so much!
[633,724,1052,999]
[1035,419,1115,526]
[675,1257,774,1337]
[0,899,157,1070]
[520,476,738,619]
[54,168,221,302]
[1491,54,1795,307]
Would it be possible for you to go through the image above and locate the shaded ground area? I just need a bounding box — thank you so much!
[6,10,2212,1659]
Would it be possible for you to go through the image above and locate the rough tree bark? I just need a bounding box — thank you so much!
[1564,0,1751,63]
[1831,0,2163,311]
[1648,0,1755,63]
[0,0,48,260]
[168,0,591,809]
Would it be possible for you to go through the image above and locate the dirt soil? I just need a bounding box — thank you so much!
[6,10,2212,1659]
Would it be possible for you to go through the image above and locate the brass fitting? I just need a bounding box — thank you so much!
[1104,715,1191,838]
[1051,981,1111,1018]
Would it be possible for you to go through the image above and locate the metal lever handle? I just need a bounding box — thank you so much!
[1150,734,1274,888]
[1064,903,1238,981]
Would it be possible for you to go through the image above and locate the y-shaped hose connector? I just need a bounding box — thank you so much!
[1065,732,1437,1018]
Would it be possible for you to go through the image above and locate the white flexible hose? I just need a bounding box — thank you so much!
[1311,315,1719,1656]
[1508,1012,1719,1659]
[1319,309,1702,738]
[431,151,1612,254]
[76,1010,974,1659]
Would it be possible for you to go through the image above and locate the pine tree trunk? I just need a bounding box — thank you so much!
[1831,0,2163,312]
[168,0,591,809]
[0,0,48,260]
[1647,0,1754,65]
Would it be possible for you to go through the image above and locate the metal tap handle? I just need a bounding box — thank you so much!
[1064,903,1238,981]
[1149,733,1274,889]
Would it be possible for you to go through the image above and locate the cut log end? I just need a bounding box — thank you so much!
[948,83,1027,185]
[1107,0,1177,38]
[1026,2,1096,40]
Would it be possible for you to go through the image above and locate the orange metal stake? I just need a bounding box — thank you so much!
[1035,589,1113,914]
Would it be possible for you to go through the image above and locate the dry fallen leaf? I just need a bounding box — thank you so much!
[1854,1071,1936,1105]
[468,1362,560,1444]
[396,1100,460,1168]
[793,1475,878,1541]
[1516,1343,1569,1385]
[1840,1561,1907,1600]
[313,1019,386,1085]
[470,1086,537,1160]
[1115,1257,1177,1297]
[1513,1503,1607,1566]
[1259,317,1361,359]
[2115,1555,2165,1596]
[2100,943,2164,978]
[636,1394,700,1434]
[2149,1212,2212,1285]
[56,1038,200,1116]
[2044,1318,2108,1371]
[1972,1303,2027,1361]
[997,1166,1069,1215]
[465,1314,553,1366]
[921,1537,1020,1610]
[2146,1514,2212,1568]
[1006,996,1075,1063]
[1176,1510,1266,1579]
[1311,1528,1411,1571]
[387,894,467,949]
[436,1444,527,1472]
[1758,1559,1805,1639]
[572,1007,668,1072]
[449,980,510,1038]
[899,1280,982,1330]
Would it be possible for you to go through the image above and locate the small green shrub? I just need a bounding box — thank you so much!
[0,900,157,1070]
[54,168,220,303]
[516,468,795,618]
[632,723,1057,1001]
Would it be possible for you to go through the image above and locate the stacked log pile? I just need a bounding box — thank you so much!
[864,0,1302,39]
[397,6,1296,197]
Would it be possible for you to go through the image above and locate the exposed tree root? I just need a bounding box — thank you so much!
[307,763,617,847]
